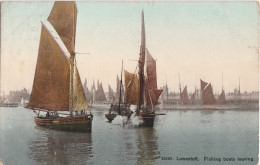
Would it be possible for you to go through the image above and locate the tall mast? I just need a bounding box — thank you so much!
[222,73,223,91]
[118,60,123,114]
[69,3,77,116]
[69,52,75,116]
[179,73,181,95]
[137,10,146,114]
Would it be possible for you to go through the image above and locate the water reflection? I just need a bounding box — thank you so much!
[27,126,92,164]
[135,128,160,165]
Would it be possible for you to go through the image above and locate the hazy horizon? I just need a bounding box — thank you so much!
[1,1,259,95]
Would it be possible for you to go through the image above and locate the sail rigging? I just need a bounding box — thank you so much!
[137,10,146,113]
[145,49,162,105]
[47,1,77,53]
[28,24,70,111]
[29,2,89,112]
[135,11,162,111]
[72,66,89,110]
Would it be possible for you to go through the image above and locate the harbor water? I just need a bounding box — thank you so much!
[0,107,258,165]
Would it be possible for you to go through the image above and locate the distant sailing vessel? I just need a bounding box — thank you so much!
[27,1,93,132]
[106,11,163,127]
[218,90,226,104]
[200,79,217,105]
[180,86,189,104]
[85,79,109,108]
[95,81,107,102]
[108,84,115,101]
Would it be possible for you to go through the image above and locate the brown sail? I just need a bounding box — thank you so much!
[48,1,77,53]
[200,79,207,91]
[145,88,163,105]
[72,66,89,110]
[124,70,140,105]
[218,90,226,104]
[201,83,216,105]
[180,86,189,104]
[145,49,162,105]
[28,24,70,111]
[146,49,157,89]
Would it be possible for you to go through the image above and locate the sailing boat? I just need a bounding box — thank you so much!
[105,11,163,127]
[200,79,216,105]
[27,2,93,132]
[105,60,132,122]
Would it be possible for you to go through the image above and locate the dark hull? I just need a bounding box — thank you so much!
[34,114,93,132]
[105,114,117,122]
[105,113,131,122]
[105,113,155,127]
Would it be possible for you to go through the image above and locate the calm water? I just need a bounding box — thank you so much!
[0,107,258,165]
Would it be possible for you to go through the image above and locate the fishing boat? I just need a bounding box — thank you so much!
[105,11,163,127]
[26,1,93,132]
[105,60,132,122]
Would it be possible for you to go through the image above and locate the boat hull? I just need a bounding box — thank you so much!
[34,114,93,132]
[105,113,131,122]
[105,114,117,122]
[105,113,155,127]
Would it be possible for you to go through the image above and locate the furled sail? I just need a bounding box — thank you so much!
[145,49,162,105]
[124,70,140,105]
[180,86,189,104]
[28,24,70,111]
[218,90,226,104]
[95,83,107,102]
[48,1,77,53]
[72,66,89,110]
[201,80,216,105]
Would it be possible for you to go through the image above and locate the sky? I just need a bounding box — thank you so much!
[1,1,259,95]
